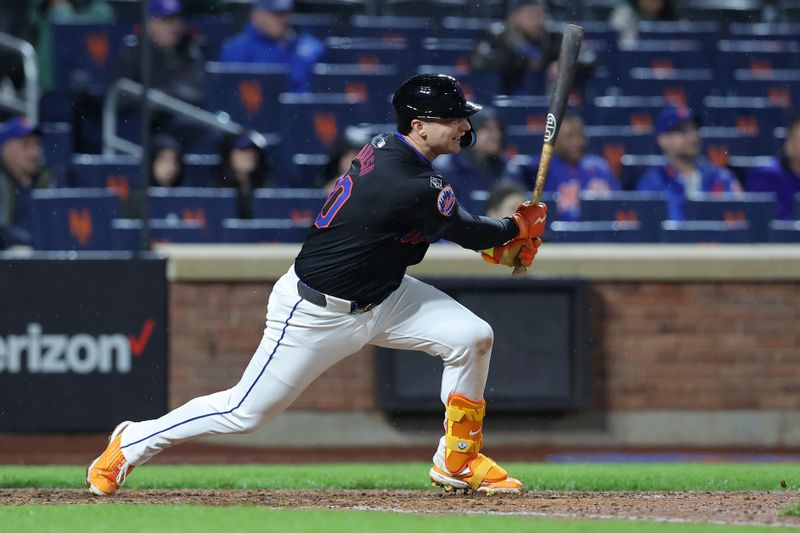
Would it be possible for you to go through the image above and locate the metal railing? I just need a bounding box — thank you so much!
[0,32,39,124]
[102,77,273,155]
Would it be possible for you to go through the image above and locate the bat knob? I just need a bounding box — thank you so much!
[512,263,527,278]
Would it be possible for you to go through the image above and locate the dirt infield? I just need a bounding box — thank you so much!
[2,488,800,527]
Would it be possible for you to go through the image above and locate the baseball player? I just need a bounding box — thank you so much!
[86,74,547,496]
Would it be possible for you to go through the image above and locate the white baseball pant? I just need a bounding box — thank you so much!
[120,265,493,465]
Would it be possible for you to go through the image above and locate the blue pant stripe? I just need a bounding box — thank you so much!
[121,298,303,451]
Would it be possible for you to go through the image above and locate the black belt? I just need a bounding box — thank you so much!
[297,280,377,314]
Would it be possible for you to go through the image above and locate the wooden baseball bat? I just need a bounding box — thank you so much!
[513,23,585,277]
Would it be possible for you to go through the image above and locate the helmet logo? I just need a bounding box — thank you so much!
[544,113,557,143]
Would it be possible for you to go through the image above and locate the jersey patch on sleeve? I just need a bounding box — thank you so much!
[430,176,443,190]
[437,185,457,217]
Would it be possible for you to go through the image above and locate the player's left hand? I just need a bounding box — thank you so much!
[481,237,541,267]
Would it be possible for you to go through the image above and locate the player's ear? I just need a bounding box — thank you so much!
[410,118,426,138]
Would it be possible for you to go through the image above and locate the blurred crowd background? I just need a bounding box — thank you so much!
[1,0,799,251]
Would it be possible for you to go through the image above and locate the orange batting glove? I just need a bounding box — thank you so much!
[481,237,542,267]
[512,202,547,239]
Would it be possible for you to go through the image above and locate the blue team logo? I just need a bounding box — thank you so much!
[437,185,456,217]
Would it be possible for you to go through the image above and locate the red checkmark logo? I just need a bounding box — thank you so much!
[129,319,156,357]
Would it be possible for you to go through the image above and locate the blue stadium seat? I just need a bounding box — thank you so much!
[417,66,502,104]
[732,70,799,114]
[683,193,778,242]
[220,218,311,243]
[463,187,553,218]
[420,38,474,70]
[70,154,142,209]
[716,40,800,84]
[324,37,413,74]
[659,220,753,243]
[40,123,73,187]
[348,15,435,45]
[701,96,785,139]
[491,95,551,130]
[30,189,121,251]
[204,62,289,134]
[147,187,238,239]
[441,16,497,40]
[699,127,774,167]
[182,154,221,188]
[636,21,720,48]
[613,40,710,80]
[545,220,645,243]
[579,191,667,242]
[111,218,142,252]
[588,96,667,132]
[150,218,217,244]
[767,220,800,242]
[51,21,129,94]
[310,63,399,119]
[728,23,800,41]
[624,68,716,109]
[584,126,658,179]
[276,93,372,186]
[252,188,327,221]
[291,12,341,36]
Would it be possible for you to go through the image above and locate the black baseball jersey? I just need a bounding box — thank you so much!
[294,132,518,304]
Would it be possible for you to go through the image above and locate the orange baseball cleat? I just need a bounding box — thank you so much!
[85,421,135,496]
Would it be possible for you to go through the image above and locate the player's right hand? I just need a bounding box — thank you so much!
[481,237,541,268]
[512,202,547,240]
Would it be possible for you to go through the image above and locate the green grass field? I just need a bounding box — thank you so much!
[2,463,797,491]
[2,463,799,533]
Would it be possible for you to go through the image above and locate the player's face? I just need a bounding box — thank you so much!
[422,117,471,156]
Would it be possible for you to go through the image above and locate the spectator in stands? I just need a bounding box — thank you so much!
[745,118,800,220]
[470,0,593,95]
[149,134,184,187]
[219,0,324,93]
[637,105,742,221]
[539,114,619,221]
[485,181,527,219]
[434,107,523,199]
[610,0,680,44]
[0,117,51,249]
[26,0,114,92]
[114,0,207,144]
[215,133,270,218]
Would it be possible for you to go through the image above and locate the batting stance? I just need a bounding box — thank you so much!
[87,74,547,495]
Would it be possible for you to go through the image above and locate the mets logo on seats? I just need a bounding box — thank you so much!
[0,319,157,374]
[437,185,456,217]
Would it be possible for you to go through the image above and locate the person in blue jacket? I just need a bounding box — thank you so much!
[219,0,324,93]
[540,114,619,221]
[637,105,742,220]
[745,118,800,220]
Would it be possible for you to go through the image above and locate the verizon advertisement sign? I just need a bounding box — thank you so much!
[0,259,167,431]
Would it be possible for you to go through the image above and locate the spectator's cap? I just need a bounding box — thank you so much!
[149,0,183,18]
[254,0,294,13]
[233,134,257,149]
[656,105,699,135]
[0,117,41,147]
[508,0,544,12]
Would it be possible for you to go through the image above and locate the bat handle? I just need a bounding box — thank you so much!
[512,147,551,277]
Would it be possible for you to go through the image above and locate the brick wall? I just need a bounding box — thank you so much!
[169,281,800,412]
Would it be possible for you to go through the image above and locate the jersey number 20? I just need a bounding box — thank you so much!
[314,175,353,228]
